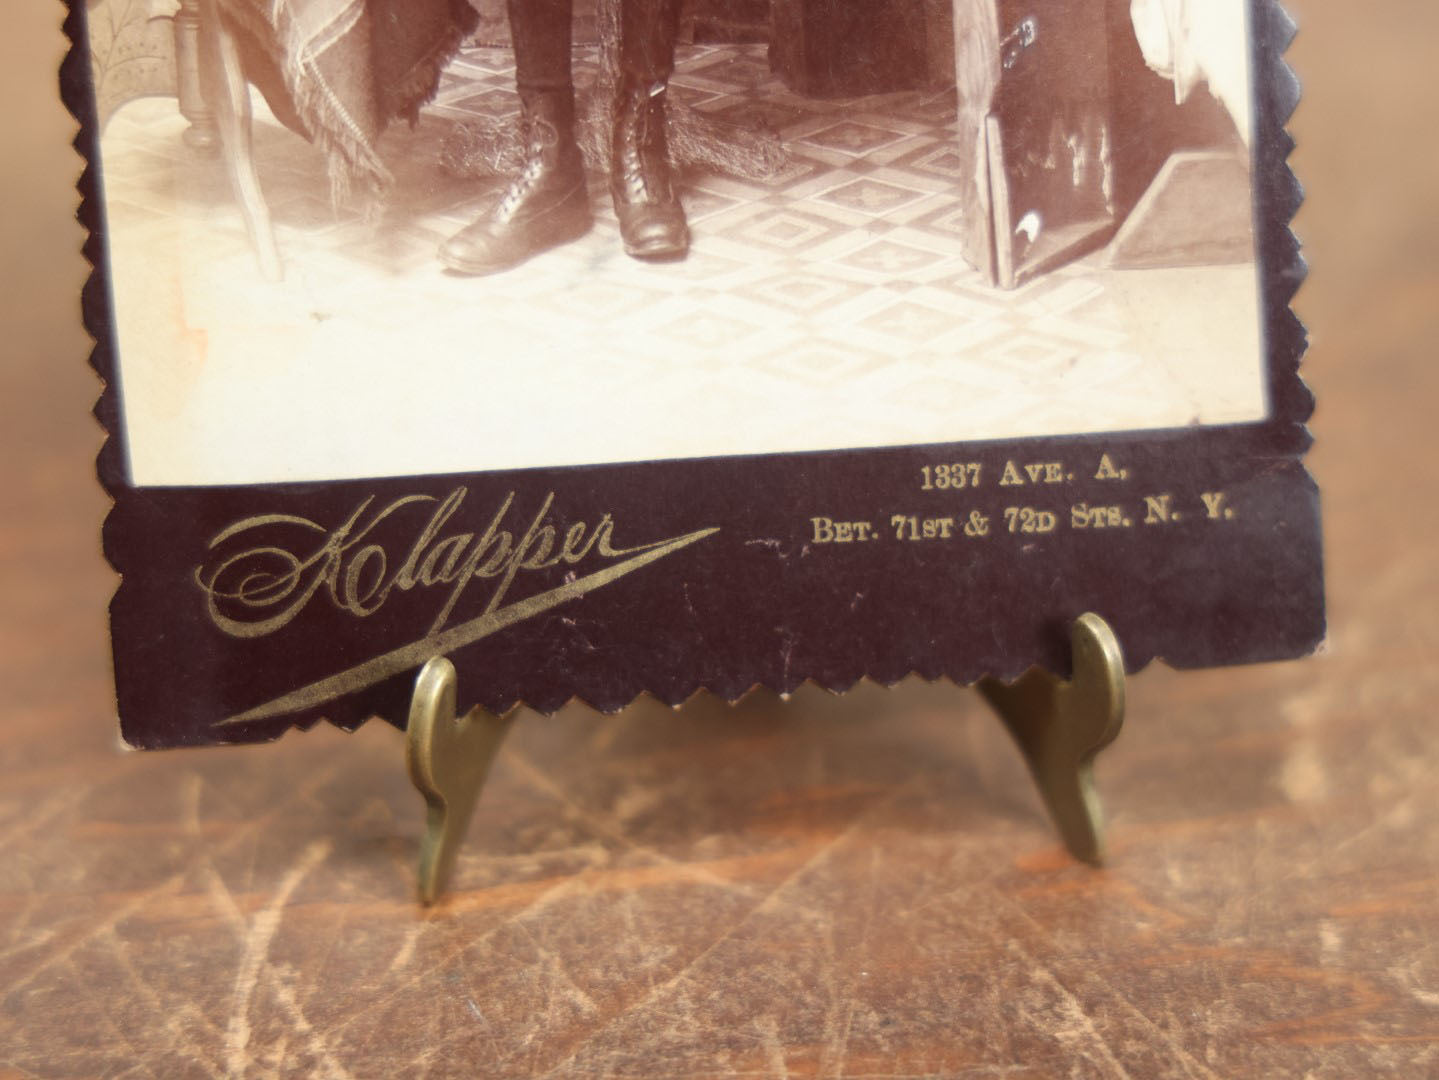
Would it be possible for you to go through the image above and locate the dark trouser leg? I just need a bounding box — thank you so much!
[618,0,681,85]
[611,0,689,259]
[511,0,576,106]
[438,0,591,275]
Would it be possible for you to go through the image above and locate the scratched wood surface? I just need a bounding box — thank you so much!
[3,1,1438,1076]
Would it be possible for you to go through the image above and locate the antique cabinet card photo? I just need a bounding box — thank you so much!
[67,0,1322,748]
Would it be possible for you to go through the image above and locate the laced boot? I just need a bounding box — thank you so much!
[610,76,688,259]
[439,90,591,274]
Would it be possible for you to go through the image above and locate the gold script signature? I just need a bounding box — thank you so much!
[196,487,718,725]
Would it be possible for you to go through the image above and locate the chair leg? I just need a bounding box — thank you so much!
[173,0,219,152]
[198,0,283,281]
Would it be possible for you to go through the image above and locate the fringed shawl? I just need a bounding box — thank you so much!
[218,0,478,198]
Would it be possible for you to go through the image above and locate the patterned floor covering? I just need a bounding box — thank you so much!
[96,43,1266,486]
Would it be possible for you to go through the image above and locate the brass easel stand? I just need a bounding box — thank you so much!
[978,613,1126,866]
[405,658,514,905]
[404,613,1126,904]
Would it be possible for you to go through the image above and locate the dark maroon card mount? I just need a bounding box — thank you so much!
[66,0,1320,900]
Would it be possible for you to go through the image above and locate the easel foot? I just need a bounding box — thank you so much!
[978,613,1126,865]
[405,658,513,905]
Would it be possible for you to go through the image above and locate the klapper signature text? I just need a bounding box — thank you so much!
[195,487,673,639]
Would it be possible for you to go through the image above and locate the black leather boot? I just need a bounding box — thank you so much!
[610,78,688,260]
[439,90,591,275]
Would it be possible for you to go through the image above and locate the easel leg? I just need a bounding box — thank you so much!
[978,613,1126,865]
[405,658,514,905]
[197,0,283,281]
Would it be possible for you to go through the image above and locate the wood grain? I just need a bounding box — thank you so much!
[2,0,1438,1075]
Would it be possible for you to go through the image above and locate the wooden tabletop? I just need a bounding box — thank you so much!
[3,1,1437,1075]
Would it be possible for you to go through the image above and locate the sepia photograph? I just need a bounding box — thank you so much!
[89,0,1266,486]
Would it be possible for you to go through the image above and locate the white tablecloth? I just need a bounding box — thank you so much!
[1131,0,1251,146]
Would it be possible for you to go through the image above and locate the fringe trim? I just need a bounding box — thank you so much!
[440,92,787,183]
[389,18,475,127]
[215,0,475,204]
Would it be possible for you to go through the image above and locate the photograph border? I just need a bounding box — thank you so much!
[64,0,1323,749]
